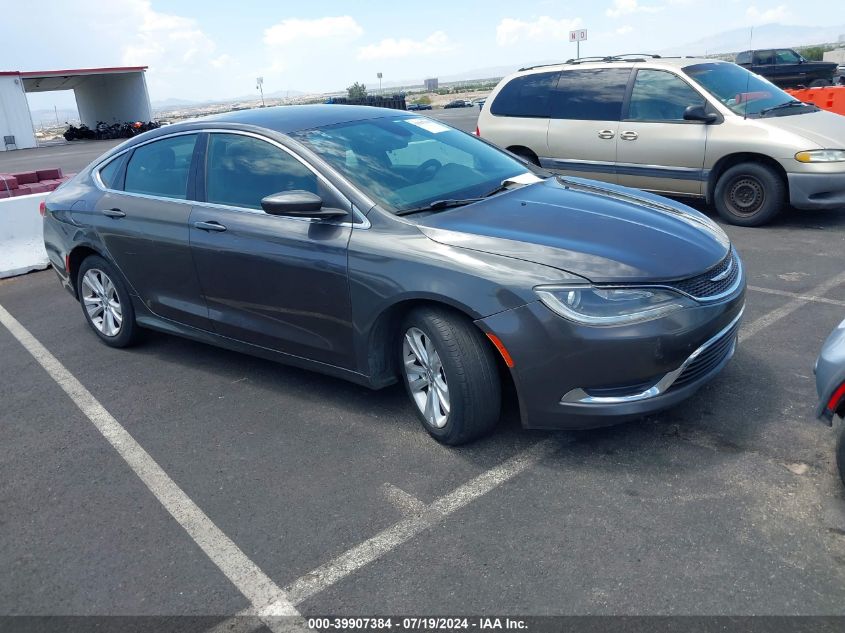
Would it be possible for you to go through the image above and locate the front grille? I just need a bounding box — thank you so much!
[670,319,740,390]
[665,250,740,301]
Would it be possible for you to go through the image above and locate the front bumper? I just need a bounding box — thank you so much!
[477,285,746,431]
[788,172,845,210]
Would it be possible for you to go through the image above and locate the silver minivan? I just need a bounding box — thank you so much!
[478,56,845,226]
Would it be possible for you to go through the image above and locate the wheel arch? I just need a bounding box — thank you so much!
[364,297,513,392]
[505,145,540,166]
[67,244,107,299]
[706,152,788,205]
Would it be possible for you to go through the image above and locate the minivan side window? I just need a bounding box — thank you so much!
[627,70,705,122]
[205,133,322,210]
[551,68,631,121]
[490,71,560,118]
[124,134,198,199]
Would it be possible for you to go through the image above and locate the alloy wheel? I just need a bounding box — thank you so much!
[403,327,450,428]
[81,268,123,337]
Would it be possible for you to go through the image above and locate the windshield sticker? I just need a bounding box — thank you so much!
[403,118,450,133]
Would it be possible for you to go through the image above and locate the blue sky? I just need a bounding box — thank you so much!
[3,0,841,111]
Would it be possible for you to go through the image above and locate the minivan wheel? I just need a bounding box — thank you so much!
[399,307,501,445]
[77,255,140,348]
[714,162,786,227]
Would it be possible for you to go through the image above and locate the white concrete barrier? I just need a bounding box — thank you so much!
[0,193,50,279]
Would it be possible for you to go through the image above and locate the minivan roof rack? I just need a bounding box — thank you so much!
[519,54,663,71]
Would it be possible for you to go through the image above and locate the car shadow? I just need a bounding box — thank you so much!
[131,325,782,477]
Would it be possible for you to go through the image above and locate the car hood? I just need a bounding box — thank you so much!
[416,177,731,283]
[761,109,845,149]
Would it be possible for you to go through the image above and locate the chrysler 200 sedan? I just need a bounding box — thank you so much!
[43,105,746,445]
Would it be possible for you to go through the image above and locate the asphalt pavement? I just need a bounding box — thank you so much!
[1,106,845,629]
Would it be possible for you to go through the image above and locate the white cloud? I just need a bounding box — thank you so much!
[746,4,791,23]
[616,25,634,34]
[605,0,662,18]
[263,16,363,47]
[496,16,583,46]
[122,2,216,70]
[357,31,455,60]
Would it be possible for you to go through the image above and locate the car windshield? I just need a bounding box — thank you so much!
[684,62,811,117]
[290,116,528,213]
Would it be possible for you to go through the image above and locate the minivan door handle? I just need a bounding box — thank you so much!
[597,129,615,140]
[193,220,227,232]
[102,208,126,218]
[620,131,639,141]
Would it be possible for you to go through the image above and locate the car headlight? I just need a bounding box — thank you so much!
[535,285,695,326]
[795,150,845,163]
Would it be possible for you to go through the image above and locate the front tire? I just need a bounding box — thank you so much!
[77,255,140,348]
[399,307,501,445]
[714,162,786,227]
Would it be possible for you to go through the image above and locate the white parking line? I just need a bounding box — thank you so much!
[284,438,561,606]
[747,285,845,308]
[740,271,845,343]
[381,483,426,516]
[0,303,302,633]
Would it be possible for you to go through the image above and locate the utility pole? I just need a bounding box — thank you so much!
[377,72,383,95]
[256,76,265,107]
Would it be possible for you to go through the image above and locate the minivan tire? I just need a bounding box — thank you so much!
[399,307,501,445]
[77,255,141,348]
[714,162,786,227]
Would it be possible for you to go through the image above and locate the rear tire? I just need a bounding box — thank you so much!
[77,255,140,348]
[399,307,501,445]
[714,162,786,227]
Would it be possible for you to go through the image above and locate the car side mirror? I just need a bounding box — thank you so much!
[683,105,719,124]
[260,190,347,219]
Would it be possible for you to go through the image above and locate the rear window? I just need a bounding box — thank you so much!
[490,71,560,118]
[552,68,631,121]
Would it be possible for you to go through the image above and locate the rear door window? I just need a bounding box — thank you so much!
[124,134,198,199]
[490,71,560,118]
[627,69,705,121]
[551,68,631,121]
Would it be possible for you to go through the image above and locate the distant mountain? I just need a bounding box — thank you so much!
[30,107,79,127]
[662,23,845,56]
[151,98,198,108]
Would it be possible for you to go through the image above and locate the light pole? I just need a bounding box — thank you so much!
[377,72,383,95]
[256,76,265,107]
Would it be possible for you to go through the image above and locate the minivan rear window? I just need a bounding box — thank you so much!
[490,71,560,118]
[552,68,631,121]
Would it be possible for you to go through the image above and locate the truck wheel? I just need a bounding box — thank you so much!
[809,78,830,88]
[714,162,786,227]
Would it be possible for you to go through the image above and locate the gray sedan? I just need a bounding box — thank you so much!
[43,105,745,445]
[815,317,845,484]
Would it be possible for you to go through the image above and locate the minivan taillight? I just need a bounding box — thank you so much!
[39,201,47,217]
[827,381,845,414]
[474,126,480,136]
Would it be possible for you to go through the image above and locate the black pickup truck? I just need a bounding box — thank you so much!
[735,48,838,88]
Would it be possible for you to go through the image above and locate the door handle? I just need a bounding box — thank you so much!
[620,131,639,141]
[102,208,126,218]
[597,129,615,140]
[193,220,227,232]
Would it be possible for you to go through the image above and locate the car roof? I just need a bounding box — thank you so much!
[167,104,410,135]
